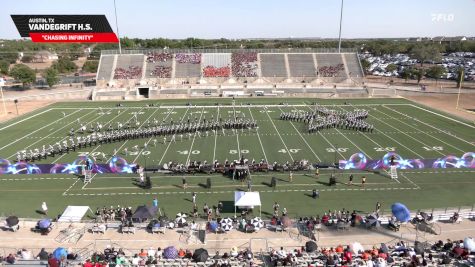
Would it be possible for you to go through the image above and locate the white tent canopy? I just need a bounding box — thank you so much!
[234,191,261,216]
[58,206,91,222]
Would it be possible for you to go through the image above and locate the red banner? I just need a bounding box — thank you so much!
[29,32,118,43]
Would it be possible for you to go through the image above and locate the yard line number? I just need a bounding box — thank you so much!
[326,148,348,153]
[229,149,249,154]
[374,147,396,152]
[278,148,301,154]
[422,146,443,151]
[177,150,200,155]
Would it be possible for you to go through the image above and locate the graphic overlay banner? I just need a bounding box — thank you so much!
[11,15,118,43]
[339,152,475,170]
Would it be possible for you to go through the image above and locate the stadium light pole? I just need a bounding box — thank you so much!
[113,0,122,54]
[337,0,344,53]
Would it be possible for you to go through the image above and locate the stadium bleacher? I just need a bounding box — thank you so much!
[113,55,144,79]
[175,53,202,78]
[95,51,364,90]
[260,54,288,78]
[96,55,115,81]
[145,52,173,79]
[231,52,258,77]
[287,54,317,78]
[315,53,348,78]
[344,53,364,78]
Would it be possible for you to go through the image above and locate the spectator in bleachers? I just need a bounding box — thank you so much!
[203,66,231,77]
[19,248,32,260]
[231,52,258,77]
[114,66,142,79]
[175,53,201,64]
[318,64,345,77]
[146,52,172,63]
[37,248,49,260]
[151,66,172,78]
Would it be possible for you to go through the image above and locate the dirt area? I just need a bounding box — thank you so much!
[0,100,55,122]
[404,93,475,122]
[365,75,475,90]
[0,220,474,255]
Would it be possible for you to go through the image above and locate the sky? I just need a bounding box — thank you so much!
[0,0,474,39]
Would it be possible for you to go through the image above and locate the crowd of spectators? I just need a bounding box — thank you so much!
[318,64,345,77]
[269,238,475,267]
[95,206,134,223]
[146,52,173,63]
[176,53,201,64]
[113,66,142,79]
[231,52,258,77]
[79,245,257,267]
[151,66,172,78]
[0,248,79,266]
[203,66,231,77]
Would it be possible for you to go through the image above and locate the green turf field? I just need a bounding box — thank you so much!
[0,97,474,219]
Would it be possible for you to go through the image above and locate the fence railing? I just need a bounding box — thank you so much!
[101,48,358,55]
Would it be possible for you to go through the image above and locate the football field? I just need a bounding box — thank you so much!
[0,97,474,218]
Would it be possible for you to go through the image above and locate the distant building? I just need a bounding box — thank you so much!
[32,51,59,63]
[432,36,467,44]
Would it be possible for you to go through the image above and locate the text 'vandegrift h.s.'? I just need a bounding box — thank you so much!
[11,15,119,43]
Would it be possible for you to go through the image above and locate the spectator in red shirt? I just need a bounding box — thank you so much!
[84,259,94,267]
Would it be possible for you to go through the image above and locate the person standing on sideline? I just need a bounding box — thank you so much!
[282,207,287,216]
[315,167,320,179]
[376,202,381,214]
[152,197,158,208]
[182,176,188,190]
[192,192,197,204]
[348,174,353,185]
[41,202,48,215]
[273,202,280,217]
[312,189,319,199]
[289,171,293,183]
[247,178,252,192]
[361,176,366,187]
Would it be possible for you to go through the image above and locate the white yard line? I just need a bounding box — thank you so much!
[186,107,205,165]
[279,107,321,162]
[5,109,100,159]
[409,104,475,129]
[308,105,372,159]
[132,107,174,163]
[317,131,346,159]
[366,108,446,157]
[334,106,386,156]
[50,103,412,110]
[106,107,150,163]
[120,107,161,163]
[0,108,52,131]
[263,108,294,161]
[232,105,241,159]
[399,173,420,189]
[247,106,268,163]
[50,108,129,164]
[0,109,82,152]
[212,105,220,162]
[382,105,472,151]
[364,114,425,159]
[158,106,191,165]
